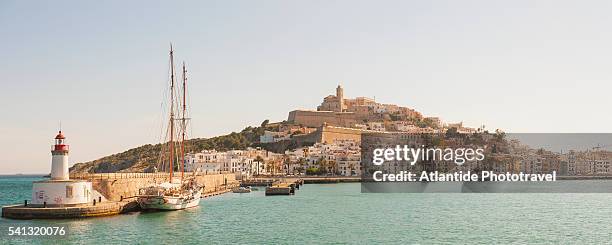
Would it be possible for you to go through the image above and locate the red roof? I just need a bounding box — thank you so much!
[55,131,65,139]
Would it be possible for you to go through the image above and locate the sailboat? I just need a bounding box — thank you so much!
[137,45,203,210]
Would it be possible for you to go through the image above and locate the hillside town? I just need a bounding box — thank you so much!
[184,85,612,178]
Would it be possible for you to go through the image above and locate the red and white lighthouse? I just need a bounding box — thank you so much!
[50,131,70,180]
[32,130,93,206]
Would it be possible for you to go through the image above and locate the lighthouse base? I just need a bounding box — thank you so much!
[32,180,93,206]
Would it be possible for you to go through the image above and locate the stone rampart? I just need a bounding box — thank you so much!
[70,173,237,201]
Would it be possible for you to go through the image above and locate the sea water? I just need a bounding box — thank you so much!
[1,176,611,244]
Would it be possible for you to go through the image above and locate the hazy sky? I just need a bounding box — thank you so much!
[1,0,611,174]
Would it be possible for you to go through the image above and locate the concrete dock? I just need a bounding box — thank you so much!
[265,186,293,195]
[2,198,139,219]
[244,176,360,196]
[301,176,360,184]
[202,183,239,198]
[247,176,360,184]
[241,179,276,187]
[265,179,303,196]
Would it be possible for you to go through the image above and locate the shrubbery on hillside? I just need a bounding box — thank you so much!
[70,121,268,173]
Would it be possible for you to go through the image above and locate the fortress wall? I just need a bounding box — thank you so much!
[288,110,357,128]
[319,126,363,143]
[261,126,363,153]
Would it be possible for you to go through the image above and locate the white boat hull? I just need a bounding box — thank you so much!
[138,191,201,210]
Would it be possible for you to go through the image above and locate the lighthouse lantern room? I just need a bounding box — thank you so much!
[31,131,93,206]
[50,131,69,180]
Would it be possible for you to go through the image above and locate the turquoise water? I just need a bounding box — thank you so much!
[0,176,44,207]
[2,176,612,244]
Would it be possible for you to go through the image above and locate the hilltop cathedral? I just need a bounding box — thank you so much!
[317,85,347,112]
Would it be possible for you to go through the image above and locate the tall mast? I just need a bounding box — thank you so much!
[180,62,187,181]
[169,44,175,181]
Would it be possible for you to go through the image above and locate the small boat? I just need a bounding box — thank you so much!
[232,186,252,193]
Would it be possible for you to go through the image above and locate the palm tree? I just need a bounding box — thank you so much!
[329,160,337,175]
[266,164,273,175]
[317,157,328,175]
[298,158,307,175]
[265,159,280,175]
[254,156,264,176]
[348,163,355,176]
[283,156,291,175]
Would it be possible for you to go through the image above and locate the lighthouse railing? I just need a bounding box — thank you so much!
[51,145,69,151]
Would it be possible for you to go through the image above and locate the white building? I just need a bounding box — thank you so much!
[284,140,361,175]
[337,153,361,176]
[591,160,611,175]
[185,148,281,177]
[185,150,223,174]
[260,131,290,143]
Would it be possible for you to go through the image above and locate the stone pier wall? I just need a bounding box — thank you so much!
[71,173,237,201]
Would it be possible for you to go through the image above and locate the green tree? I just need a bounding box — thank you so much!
[306,167,319,175]
[254,156,264,176]
[494,129,506,141]
[316,157,328,175]
[445,127,459,138]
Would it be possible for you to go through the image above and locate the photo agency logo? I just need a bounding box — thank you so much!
[372,145,485,166]
[360,132,612,193]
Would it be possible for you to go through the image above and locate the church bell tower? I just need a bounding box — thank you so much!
[336,84,344,112]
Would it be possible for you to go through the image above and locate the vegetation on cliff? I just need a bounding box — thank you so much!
[70,122,267,174]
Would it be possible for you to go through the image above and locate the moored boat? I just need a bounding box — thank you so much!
[138,179,203,210]
[137,45,202,211]
[232,186,252,193]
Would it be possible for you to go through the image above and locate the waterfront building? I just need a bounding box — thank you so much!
[576,153,593,175]
[282,140,361,175]
[186,148,285,177]
[336,151,361,176]
[590,159,610,174]
[578,150,612,175]
[185,150,223,174]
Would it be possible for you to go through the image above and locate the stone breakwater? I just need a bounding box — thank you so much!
[2,173,238,219]
[69,172,239,201]
[2,199,139,219]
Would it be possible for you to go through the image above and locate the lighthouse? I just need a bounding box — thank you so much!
[50,131,69,180]
[31,130,93,206]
